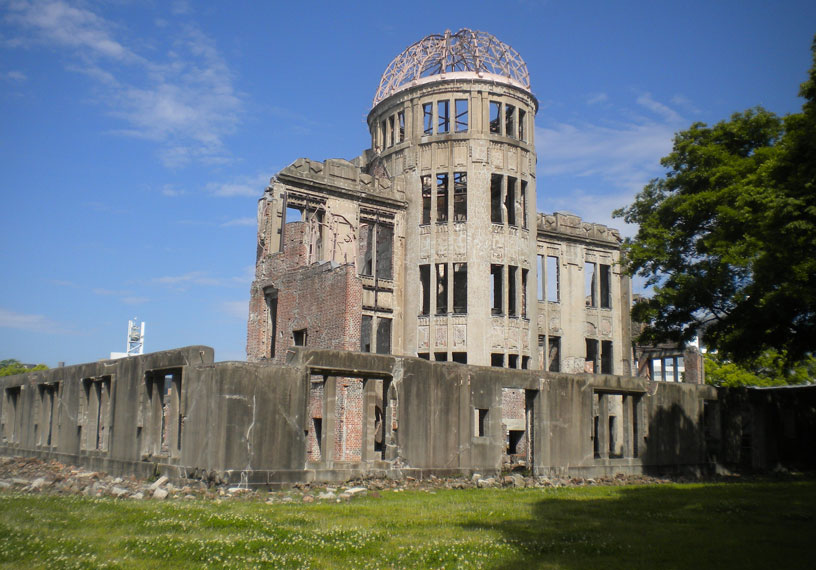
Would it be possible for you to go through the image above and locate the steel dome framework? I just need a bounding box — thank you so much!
[373,29,531,106]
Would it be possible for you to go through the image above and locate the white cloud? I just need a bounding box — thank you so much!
[4,70,27,81]
[221,217,256,227]
[0,307,71,334]
[207,172,269,198]
[4,1,242,167]
[586,92,608,105]
[220,300,248,320]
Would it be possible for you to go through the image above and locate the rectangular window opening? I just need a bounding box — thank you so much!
[434,352,448,362]
[518,109,526,142]
[293,329,307,347]
[490,264,503,315]
[491,353,505,368]
[436,173,449,223]
[361,315,373,352]
[521,356,530,370]
[547,256,560,302]
[453,263,467,314]
[489,101,501,134]
[398,111,405,142]
[436,263,448,314]
[388,115,395,147]
[600,264,611,309]
[508,430,524,455]
[421,175,432,225]
[423,103,433,135]
[375,225,394,280]
[360,223,374,276]
[376,317,392,355]
[490,174,503,223]
[548,336,561,372]
[455,99,468,132]
[601,341,613,374]
[505,177,516,226]
[265,290,278,359]
[453,172,467,221]
[418,353,430,360]
[520,181,528,229]
[505,104,516,138]
[521,268,528,319]
[419,265,430,316]
[437,100,450,134]
[476,408,488,437]
[508,354,519,369]
[452,352,467,364]
[586,339,599,373]
[585,262,597,308]
[508,265,518,317]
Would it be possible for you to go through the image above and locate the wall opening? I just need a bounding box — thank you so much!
[453,263,467,314]
[2,386,21,444]
[592,391,639,461]
[453,172,467,221]
[264,289,278,359]
[508,265,518,317]
[491,264,503,315]
[437,100,450,133]
[475,408,488,437]
[489,101,501,134]
[423,102,433,135]
[140,368,182,459]
[421,175,431,224]
[455,99,468,132]
[600,264,611,308]
[505,104,516,138]
[505,176,516,226]
[490,174,502,223]
[307,375,324,462]
[585,262,597,307]
[491,353,505,367]
[586,339,599,373]
[518,109,526,141]
[293,329,308,347]
[436,173,448,223]
[436,263,448,314]
[601,340,613,374]
[420,264,430,315]
[520,180,528,228]
[502,387,526,468]
[79,376,112,453]
[361,315,372,352]
[547,256,559,302]
[376,318,392,355]
[452,352,467,364]
[37,383,59,447]
[521,268,528,318]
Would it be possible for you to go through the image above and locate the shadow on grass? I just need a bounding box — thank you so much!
[463,480,816,570]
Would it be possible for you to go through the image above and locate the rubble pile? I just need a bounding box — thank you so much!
[0,456,677,503]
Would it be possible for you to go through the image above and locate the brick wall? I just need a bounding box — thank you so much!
[335,378,363,462]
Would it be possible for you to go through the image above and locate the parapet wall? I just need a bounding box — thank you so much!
[2,346,776,486]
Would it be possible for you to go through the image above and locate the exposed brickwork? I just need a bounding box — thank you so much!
[306,379,324,462]
[502,387,528,460]
[335,378,363,462]
[247,222,362,363]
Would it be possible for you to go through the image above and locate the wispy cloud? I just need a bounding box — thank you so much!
[207,172,269,198]
[4,1,242,167]
[0,307,72,334]
[3,70,27,81]
[221,217,255,227]
[536,93,687,235]
[150,270,248,291]
[220,300,248,320]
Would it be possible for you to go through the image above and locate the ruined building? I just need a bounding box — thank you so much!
[247,29,632,376]
[4,30,804,487]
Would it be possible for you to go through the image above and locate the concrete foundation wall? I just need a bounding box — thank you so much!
[1,346,740,485]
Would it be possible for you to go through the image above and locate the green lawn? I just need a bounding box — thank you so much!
[1,480,814,569]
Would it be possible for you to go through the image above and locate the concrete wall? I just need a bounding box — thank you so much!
[3,346,753,486]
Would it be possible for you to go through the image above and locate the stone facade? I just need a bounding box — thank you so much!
[247,30,632,379]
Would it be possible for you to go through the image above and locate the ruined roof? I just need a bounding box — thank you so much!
[373,29,531,106]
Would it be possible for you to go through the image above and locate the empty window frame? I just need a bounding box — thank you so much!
[423,103,433,135]
[455,99,468,132]
[361,224,374,276]
[2,386,21,443]
[585,262,597,308]
[548,336,561,372]
[518,109,526,142]
[419,264,430,315]
[475,408,488,437]
[537,255,545,301]
[490,264,504,315]
[452,352,468,364]
[508,265,518,317]
[453,172,467,221]
[418,353,430,360]
[388,115,395,147]
[380,119,387,149]
[293,329,308,347]
[361,315,373,352]
[586,339,599,373]
[521,268,528,318]
[600,264,611,309]
[376,317,392,354]
[397,111,405,142]
[79,376,112,452]
[489,101,501,134]
[520,180,528,229]
[421,175,432,225]
[601,341,613,374]
[490,174,503,223]
[434,352,448,362]
[508,354,519,369]
[367,222,393,280]
[436,263,448,314]
[453,263,467,314]
[265,289,278,358]
[505,104,516,138]
[505,177,517,226]
[37,383,60,447]
[437,100,450,134]
[521,356,530,369]
[436,173,449,223]
[491,353,505,367]
[547,256,560,302]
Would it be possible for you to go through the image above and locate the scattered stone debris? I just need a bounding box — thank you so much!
[0,455,751,504]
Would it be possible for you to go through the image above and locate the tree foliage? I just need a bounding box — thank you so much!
[0,359,48,377]
[705,351,815,388]
[616,38,816,364]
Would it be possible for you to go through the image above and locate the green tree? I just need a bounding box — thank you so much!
[0,359,48,377]
[705,351,815,387]
[616,38,816,364]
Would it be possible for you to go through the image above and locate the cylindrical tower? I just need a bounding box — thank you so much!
[368,29,539,367]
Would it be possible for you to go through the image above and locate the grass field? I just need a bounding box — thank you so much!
[1,480,814,569]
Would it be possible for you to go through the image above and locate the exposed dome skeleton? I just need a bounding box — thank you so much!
[373,28,531,106]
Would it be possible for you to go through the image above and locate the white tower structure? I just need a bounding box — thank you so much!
[126,319,145,357]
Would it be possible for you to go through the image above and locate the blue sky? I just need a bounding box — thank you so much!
[1,0,814,366]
